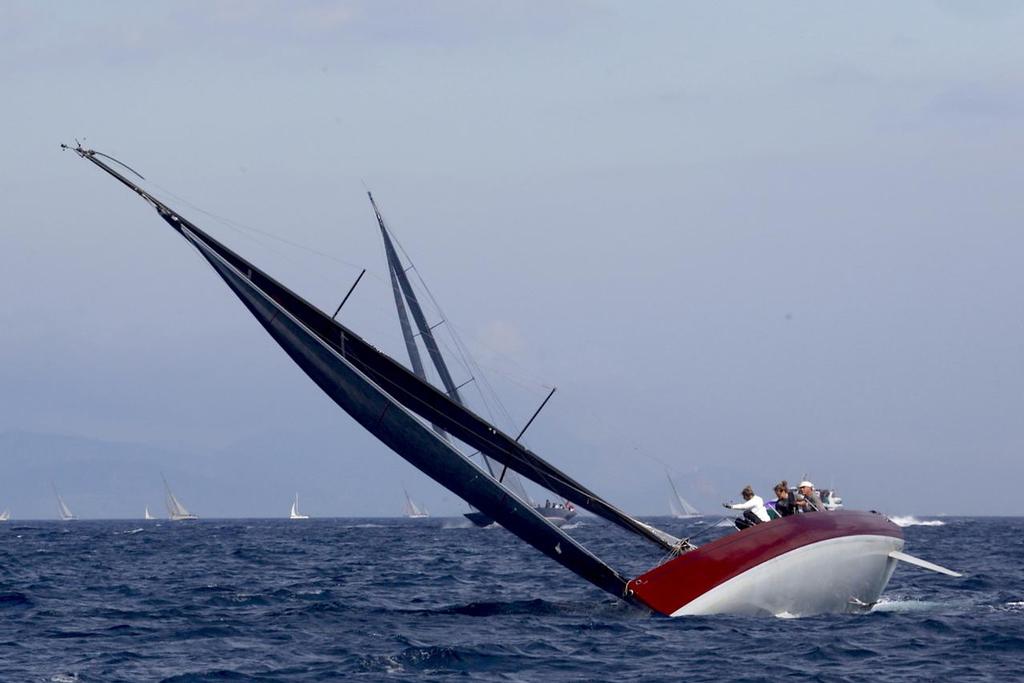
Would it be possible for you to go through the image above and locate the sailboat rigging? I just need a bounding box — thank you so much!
[368,192,575,527]
[66,144,958,616]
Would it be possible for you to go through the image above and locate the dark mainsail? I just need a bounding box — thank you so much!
[65,145,678,557]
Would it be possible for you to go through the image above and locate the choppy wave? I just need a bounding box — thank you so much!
[889,515,946,527]
[0,516,1018,680]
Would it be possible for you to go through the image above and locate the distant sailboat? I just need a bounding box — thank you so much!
[144,506,155,520]
[0,509,9,522]
[162,475,198,521]
[667,471,700,518]
[53,484,76,521]
[403,489,429,519]
[289,493,309,519]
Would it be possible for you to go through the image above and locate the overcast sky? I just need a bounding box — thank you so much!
[2,1,1022,518]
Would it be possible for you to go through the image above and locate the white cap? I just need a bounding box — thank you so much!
[798,481,814,489]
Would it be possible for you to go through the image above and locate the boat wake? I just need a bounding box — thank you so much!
[441,519,476,529]
[889,516,945,528]
[870,597,947,613]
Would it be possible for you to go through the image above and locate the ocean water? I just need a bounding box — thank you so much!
[0,515,1020,681]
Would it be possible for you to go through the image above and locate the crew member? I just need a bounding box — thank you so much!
[723,485,770,530]
[795,480,826,512]
[769,482,796,518]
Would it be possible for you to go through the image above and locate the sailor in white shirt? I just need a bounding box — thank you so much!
[723,485,771,529]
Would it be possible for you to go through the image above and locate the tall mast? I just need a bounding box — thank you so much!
[369,192,465,406]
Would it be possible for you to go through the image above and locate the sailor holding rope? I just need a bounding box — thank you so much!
[723,485,770,530]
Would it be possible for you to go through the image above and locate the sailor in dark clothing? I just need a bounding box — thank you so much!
[770,482,796,518]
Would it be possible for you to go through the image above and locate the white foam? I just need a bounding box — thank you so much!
[871,597,944,613]
[888,516,945,528]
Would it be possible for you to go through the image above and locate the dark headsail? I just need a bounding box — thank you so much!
[370,192,542,511]
[370,192,466,407]
[65,145,678,554]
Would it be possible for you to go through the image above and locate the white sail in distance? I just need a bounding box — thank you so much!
[289,493,309,519]
[667,472,700,517]
[162,475,198,520]
[53,484,76,521]
[403,489,429,518]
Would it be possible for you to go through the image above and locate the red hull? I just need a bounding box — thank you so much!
[629,510,903,616]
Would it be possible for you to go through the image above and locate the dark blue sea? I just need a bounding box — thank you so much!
[1,515,1020,681]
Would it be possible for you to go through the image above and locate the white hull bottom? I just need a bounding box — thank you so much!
[672,534,904,617]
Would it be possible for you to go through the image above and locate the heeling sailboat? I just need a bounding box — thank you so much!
[289,493,309,519]
[162,475,198,521]
[667,471,700,518]
[144,506,155,520]
[369,193,575,528]
[68,145,960,616]
[0,509,10,522]
[402,489,429,519]
[53,484,76,521]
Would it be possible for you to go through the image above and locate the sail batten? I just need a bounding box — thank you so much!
[69,146,677,553]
